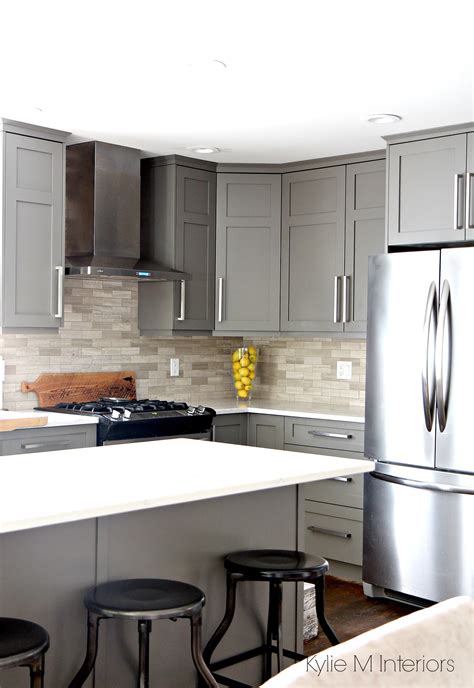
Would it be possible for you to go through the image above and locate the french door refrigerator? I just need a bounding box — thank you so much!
[363,247,474,605]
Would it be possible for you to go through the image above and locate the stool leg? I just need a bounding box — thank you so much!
[68,611,102,688]
[29,655,45,688]
[138,620,152,688]
[190,614,219,688]
[203,571,240,666]
[264,582,283,681]
[314,577,339,645]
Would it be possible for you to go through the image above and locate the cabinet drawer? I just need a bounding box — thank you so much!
[304,472,363,509]
[0,427,96,456]
[305,503,363,566]
[284,417,364,453]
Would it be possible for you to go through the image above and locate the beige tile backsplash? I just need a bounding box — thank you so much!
[0,279,365,410]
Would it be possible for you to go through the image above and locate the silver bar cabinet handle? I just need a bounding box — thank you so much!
[330,476,352,483]
[454,174,463,230]
[55,265,64,318]
[21,441,71,450]
[307,525,352,539]
[435,279,450,432]
[466,172,473,229]
[308,430,353,440]
[333,276,341,323]
[177,280,186,321]
[421,281,437,432]
[342,275,350,323]
[218,277,224,323]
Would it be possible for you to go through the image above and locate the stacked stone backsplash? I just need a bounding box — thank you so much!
[0,278,365,411]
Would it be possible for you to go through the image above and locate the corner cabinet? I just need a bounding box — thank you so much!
[387,129,474,246]
[281,159,385,334]
[214,173,281,333]
[139,158,216,335]
[0,120,69,331]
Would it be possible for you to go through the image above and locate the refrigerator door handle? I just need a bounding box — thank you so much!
[370,471,474,495]
[421,281,437,431]
[435,279,451,432]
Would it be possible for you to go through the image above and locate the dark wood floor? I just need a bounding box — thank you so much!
[304,576,414,656]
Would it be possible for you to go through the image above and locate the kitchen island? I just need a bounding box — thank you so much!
[0,439,372,687]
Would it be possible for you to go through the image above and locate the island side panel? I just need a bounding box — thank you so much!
[95,485,300,688]
[0,518,97,688]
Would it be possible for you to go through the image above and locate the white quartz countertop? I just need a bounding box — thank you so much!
[0,410,99,429]
[199,398,365,423]
[0,438,373,534]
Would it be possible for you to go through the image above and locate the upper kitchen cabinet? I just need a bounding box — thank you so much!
[0,119,69,331]
[139,157,216,335]
[214,173,281,333]
[387,127,474,247]
[344,160,385,333]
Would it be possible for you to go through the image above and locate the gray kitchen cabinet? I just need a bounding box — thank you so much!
[0,120,69,331]
[0,424,97,456]
[214,174,281,333]
[387,133,469,246]
[280,166,346,333]
[248,414,284,450]
[212,414,248,445]
[465,133,474,241]
[344,160,385,333]
[139,158,216,335]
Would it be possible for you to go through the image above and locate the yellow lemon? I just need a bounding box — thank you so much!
[249,354,257,363]
[232,350,240,362]
[245,384,252,391]
[233,372,241,381]
[239,367,250,377]
[234,381,244,390]
[240,357,250,368]
[248,362,255,371]
[232,361,240,371]
[249,371,255,380]
[241,376,251,386]
[237,389,248,399]
[248,346,256,355]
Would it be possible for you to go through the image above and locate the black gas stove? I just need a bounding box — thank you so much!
[36,398,216,445]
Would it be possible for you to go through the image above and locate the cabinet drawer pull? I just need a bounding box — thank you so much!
[454,173,464,230]
[218,277,224,323]
[21,441,71,450]
[307,430,353,440]
[177,280,186,321]
[329,476,352,483]
[307,525,352,539]
[55,266,64,318]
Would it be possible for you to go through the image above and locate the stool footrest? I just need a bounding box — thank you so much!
[210,645,307,686]
[210,645,266,671]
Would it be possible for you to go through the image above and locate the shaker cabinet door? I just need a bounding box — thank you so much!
[280,166,345,332]
[387,134,467,246]
[3,133,64,328]
[215,174,281,332]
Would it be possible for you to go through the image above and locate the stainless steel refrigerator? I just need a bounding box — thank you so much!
[363,247,474,605]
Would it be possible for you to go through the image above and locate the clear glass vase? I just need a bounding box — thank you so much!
[231,345,258,400]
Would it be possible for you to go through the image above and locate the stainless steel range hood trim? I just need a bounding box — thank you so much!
[64,264,190,281]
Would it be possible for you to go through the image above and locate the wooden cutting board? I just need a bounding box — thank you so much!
[21,371,137,406]
[0,411,48,432]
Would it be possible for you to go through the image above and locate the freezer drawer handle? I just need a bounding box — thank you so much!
[308,430,353,440]
[21,441,71,450]
[421,281,437,432]
[330,476,352,483]
[370,471,474,495]
[435,280,451,432]
[307,525,352,539]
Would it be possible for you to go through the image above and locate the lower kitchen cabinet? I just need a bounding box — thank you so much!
[305,502,363,566]
[248,414,284,450]
[0,425,97,456]
[212,414,248,445]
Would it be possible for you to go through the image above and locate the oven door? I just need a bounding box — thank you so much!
[103,431,211,445]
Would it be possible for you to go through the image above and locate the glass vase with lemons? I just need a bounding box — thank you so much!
[231,345,258,400]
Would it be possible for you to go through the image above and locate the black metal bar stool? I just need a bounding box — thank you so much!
[68,578,218,688]
[0,617,49,688]
[203,549,339,688]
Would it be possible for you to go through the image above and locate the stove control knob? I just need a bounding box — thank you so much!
[111,409,122,420]
[196,405,206,414]
[187,406,196,415]
[123,409,132,420]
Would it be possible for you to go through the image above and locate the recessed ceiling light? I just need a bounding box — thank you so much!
[365,113,402,124]
[186,146,221,154]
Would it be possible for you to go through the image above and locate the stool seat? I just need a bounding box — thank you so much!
[225,549,328,579]
[0,618,49,664]
[85,578,205,619]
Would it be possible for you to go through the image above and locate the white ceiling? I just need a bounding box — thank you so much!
[1,0,473,163]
